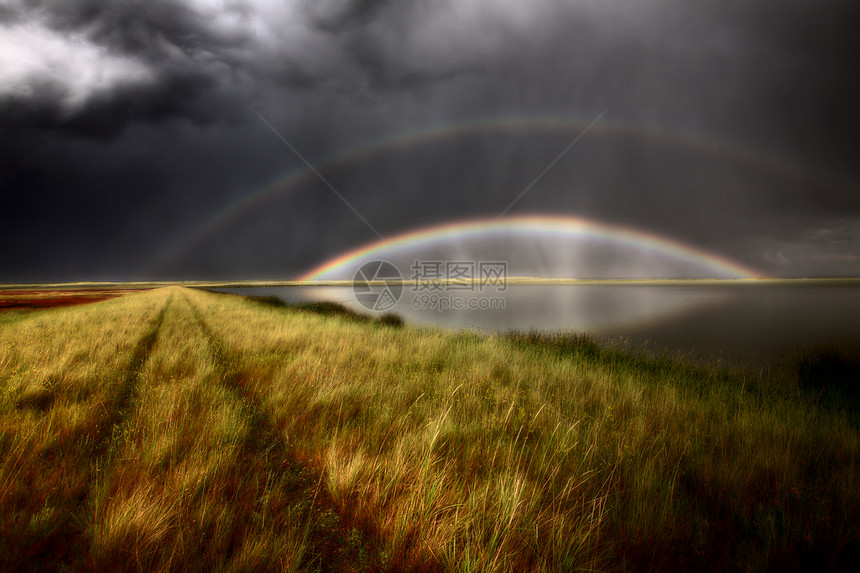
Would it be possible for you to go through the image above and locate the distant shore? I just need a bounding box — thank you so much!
[2,276,859,291]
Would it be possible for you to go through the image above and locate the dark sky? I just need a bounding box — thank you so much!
[1,0,859,281]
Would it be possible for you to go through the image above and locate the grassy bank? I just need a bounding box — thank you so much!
[0,287,857,571]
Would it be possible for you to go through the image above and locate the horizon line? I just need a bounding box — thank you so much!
[6,276,860,291]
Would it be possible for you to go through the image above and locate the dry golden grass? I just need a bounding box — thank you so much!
[0,286,858,571]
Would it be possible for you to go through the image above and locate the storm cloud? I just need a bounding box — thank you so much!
[1,0,858,281]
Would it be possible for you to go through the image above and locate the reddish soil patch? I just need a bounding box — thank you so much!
[0,289,149,311]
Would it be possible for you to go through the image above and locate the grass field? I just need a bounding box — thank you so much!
[0,287,858,571]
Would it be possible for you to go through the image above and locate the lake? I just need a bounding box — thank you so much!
[220,280,860,367]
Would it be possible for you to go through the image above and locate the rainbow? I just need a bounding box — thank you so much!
[297,215,763,281]
[144,114,825,274]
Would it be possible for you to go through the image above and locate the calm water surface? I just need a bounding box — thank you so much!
[221,282,860,366]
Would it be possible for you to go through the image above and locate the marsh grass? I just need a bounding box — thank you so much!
[0,287,858,571]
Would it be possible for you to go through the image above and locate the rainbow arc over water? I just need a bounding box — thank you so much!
[297,215,763,281]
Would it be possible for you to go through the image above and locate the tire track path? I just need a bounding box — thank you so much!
[0,291,173,571]
[92,291,172,458]
[184,292,377,572]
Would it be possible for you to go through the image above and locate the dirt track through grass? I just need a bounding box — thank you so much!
[184,292,375,571]
[0,290,370,571]
[82,291,366,571]
[0,290,170,568]
[1,287,858,572]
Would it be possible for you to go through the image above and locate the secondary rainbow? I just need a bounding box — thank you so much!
[297,215,763,281]
[145,114,823,275]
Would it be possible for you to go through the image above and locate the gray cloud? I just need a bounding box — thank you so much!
[1,0,859,280]
[304,0,395,33]
[0,0,280,135]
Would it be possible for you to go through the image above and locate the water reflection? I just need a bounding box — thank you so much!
[220,283,860,365]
